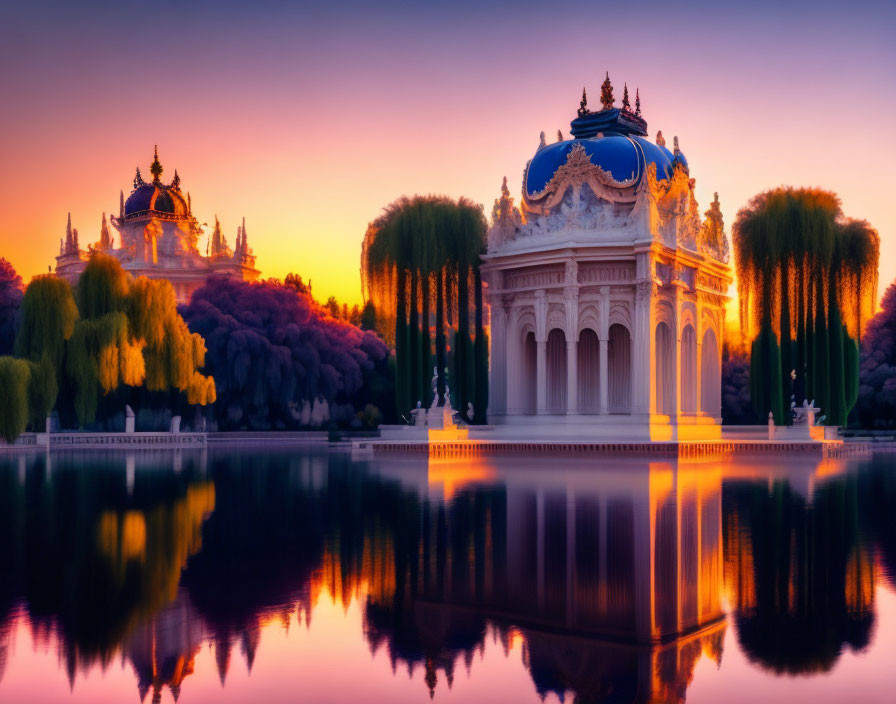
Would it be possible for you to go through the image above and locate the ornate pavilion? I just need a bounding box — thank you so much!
[55,147,259,303]
[482,75,731,438]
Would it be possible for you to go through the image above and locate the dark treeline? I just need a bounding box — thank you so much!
[361,196,489,423]
[0,256,394,439]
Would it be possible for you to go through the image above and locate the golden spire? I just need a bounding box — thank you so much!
[150,145,163,183]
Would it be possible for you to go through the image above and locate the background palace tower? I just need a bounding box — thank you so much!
[483,75,731,438]
[55,147,259,303]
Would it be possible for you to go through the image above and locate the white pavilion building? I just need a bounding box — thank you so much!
[482,76,731,439]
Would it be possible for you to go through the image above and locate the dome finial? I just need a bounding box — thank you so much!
[635,88,642,116]
[578,87,588,117]
[622,83,631,112]
[150,145,163,183]
[600,72,614,110]
[538,131,546,149]
[673,135,680,156]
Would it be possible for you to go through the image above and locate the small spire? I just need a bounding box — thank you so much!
[538,131,546,149]
[622,83,631,112]
[119,190,124,219]
[187,191,192,214]
[241,217,247,254]
[100,212,112,249]
[134,167,144,188]
[65,213,73,251]
[635,88,641,116]
[72,227,79,251]
[556,129,563,142]
[673,135,680,156]
[211,214,222,255]
[150,145,163,183]
[171,168,181,190]
[500,175,509,197]
[600,71,615,110]
[656,130,666,148]
[577,87,588,117]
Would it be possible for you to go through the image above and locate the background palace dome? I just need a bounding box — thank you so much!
[124,182,188,218]
[123,146,190,219]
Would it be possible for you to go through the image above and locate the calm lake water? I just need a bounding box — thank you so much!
[0,448,894,703]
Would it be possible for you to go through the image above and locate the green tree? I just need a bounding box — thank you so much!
[0,357,30,443]
[734,188,878,425]
[361,196,487,421]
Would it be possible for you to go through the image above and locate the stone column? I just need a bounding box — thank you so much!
[599,286,610,415]
[599,338,609,414]
[535,290,548,415]
[567,341,578,415]
[671,282,682,419]
[565,283,579,415]
[633,280,654,415]
[489,298,508,416]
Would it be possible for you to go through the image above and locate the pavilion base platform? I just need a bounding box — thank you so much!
[355,419,865,460]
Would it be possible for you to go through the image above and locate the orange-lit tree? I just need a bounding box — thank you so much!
[733,188,878,425]
[361,196,488,422]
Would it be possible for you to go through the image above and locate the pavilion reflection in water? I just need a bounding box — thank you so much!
[362,458,726,701]
[0,449,891,703]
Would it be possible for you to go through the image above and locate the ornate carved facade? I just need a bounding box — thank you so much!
[482,77,732,437]
[55,147,259,303]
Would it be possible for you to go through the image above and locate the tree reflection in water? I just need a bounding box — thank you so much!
[0,449,892,702]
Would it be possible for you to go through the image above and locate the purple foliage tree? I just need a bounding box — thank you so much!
[856,281,896,428]
[0,258,23,355]
[721,342,756,424]
[181,276,391,429]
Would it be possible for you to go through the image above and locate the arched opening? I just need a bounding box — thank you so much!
[607,323,631,414]
[547,328,567,414]
[578,329,599,414]
[680,324,697,413]
[655,322,673,415]
[523,331,537,414]
[701,328,720,415]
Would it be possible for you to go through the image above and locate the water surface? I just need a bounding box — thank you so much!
[0,448,894,703]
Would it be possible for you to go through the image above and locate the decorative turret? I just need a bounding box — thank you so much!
[569,74,647,139]
[171,169,181,190]
[578,87,588,117]
[134,168,145,188]
[99,212,112,249]
[656,130,666,148]
[635,88,641,117]
[150,145,163,183]
[65,212,73,252]
[556,129,563,142]
[119,190,124,219]
[600,72,615,110]
[538,131,546,149]
[211,215,223,256]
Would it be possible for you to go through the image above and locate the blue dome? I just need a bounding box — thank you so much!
[525,135,674,198]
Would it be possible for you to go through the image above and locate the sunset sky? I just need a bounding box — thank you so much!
[1,0,893,306]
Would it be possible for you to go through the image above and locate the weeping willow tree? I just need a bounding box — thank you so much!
[361,196,488,422]
[734,188,878,425]
[63,254,215,425]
